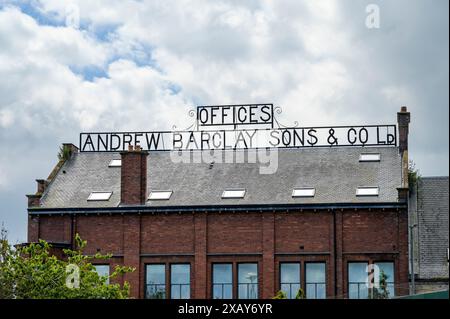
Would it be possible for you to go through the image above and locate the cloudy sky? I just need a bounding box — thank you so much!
[0,0,448,243]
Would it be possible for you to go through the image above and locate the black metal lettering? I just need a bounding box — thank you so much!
[269,130,280,147]
[347,128,357,145]
[123,134,132,150]
[82,134,95,151]
[327,128,338,146]
[97,134,108,151]
[237,106,248,123]
[359,127,368,145]
[172,132,182,149]
[110,134,121,151]
[146,133,161,150]
[293,128,305,146]
[307,129,318,146]
[249,105,258,123]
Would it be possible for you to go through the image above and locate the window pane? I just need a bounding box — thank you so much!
[280,263,300,283]
[375,262,395,298]
[93,265,110,285]
[280,263,300,299]
[348,262,368,299]
[213,264,233,299]
[146,264,166,299]
[238,264,258,299]
[306,263,326,299]
[171,264,190,299]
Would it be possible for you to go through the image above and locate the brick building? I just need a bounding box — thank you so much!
[26,108,411,299]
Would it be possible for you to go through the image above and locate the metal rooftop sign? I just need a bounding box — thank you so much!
[79,103,397,152]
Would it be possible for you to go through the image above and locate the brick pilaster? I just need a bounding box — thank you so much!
[397,210,410,296]
[194,213,207,298]
[334,210,344,298]
[27,215,39,242]
[262,212,275,298]
[123,215,141,298]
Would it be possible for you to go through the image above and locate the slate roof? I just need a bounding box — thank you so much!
[37,146,402,209]
[417,176,449,279]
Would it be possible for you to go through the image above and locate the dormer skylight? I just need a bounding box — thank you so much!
[356,187,379,196]
[148,190,173,200]
[359,153,381,162]
[87,192,113,201]
[292,188,316,198]
[108,159,122,167]
[222,189,246,199]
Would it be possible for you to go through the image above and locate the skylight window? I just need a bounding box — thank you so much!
[359,153,381,162]
[108,159,122,167]
[356,187,379,196]
[148,190,173,200]
[292,188,316,197]
[88,192,112,201]
[222,189,246,199]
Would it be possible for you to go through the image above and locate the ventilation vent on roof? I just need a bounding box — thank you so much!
[292,188,316,197]
[109,159,122,167]
[148,190,173,200]
[222,189,246,199]
[359,154,381,162]
[88,192,113,201]
[356,187,379,196]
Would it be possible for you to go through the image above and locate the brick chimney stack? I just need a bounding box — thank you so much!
[397,106,411,201]
[120,145,149,206]
[397,106,410,154]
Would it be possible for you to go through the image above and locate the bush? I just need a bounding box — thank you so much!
[0,228,134,299]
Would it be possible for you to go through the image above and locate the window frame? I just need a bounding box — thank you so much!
[93,264,110,285]
[148,190,173,200]
[211,263,234,299]
[279,262,301,299]
[87,191,113,201]
[221,188,246,199]
[292,188,316,198]
[356,187,379,196]
[373,261,395,298]
[359,153,381,162]
[145,263,167,299]
[169,263,191,299]
[305,262,327,299]
[108,159,122,167]
[237,262,259,299]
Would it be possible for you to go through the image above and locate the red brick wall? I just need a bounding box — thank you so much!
[76,215,124,255]
[343,210,399,252]
[29,209,409,299]
[38,215,71,244]
[141,214,194,254]
[275,212,332,253]
[207,212,262,253]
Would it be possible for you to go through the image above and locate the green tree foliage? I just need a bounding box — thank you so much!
[57,145,72,162]
[272,288,306,299]
[295,288,306,299]
[408,160,421,192]
[272,290,287,299]
[0,228,134,299]
[370,270,390,299]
